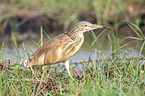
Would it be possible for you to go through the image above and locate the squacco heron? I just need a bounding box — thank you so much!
[24,21,109,80]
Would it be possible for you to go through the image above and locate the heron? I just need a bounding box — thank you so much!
[24,21,110,80]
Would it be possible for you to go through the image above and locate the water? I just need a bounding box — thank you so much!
[1,44,140,66]
[1,46,110,64]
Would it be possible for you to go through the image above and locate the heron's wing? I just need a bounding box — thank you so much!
[30,34,73,65]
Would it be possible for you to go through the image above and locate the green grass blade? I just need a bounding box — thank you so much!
[90,29,106,48]
[22,42,29,57]
[0,70,3,96]
[0,42,4,56]
[121,37,141,42]
[127,21,144,40]
[35,73,44,96]
[11,32,20,56]
[43,31,51,40]
[25,43,35,53]
[40,26,44,46]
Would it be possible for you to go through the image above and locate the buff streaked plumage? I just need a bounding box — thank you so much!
[24,33,84,66]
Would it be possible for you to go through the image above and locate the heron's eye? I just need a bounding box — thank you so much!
[85,24,92,27]
[85,24,89,27]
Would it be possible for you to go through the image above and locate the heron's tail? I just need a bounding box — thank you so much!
[24,58,28,66]
[24,58,32,67]
[24,56,34,67]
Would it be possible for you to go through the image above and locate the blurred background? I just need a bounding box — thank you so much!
[0,0,145,59]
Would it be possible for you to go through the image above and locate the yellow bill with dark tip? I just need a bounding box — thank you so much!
[91,24,110,29]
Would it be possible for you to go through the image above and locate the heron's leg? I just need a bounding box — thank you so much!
[42,65,47,73]
[64,60,74,80]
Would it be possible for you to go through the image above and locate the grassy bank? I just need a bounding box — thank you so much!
[0,53,144,95]
[0,22,145,95]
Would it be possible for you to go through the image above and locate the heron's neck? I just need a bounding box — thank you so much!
[66,28,84,40]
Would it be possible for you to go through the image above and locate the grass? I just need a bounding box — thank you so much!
[0,21,145,95]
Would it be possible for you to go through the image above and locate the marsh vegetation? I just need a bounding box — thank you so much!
[0,0,145,95]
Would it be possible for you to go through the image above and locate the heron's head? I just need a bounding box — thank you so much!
[71,21,110,33]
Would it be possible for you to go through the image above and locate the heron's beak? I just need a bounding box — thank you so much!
[91,24,110,29]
